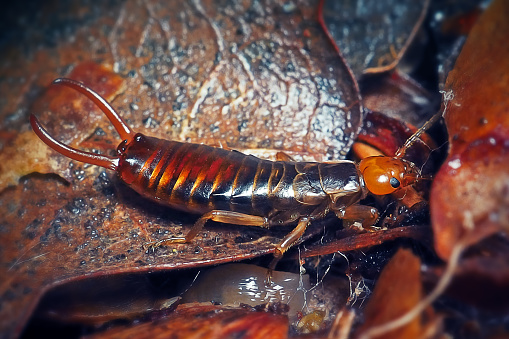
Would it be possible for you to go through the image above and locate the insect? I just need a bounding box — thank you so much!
[30,78,425,269]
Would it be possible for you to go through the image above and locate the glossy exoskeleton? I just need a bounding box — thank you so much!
[30,78,422,268]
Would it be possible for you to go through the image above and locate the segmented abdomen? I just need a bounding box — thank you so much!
[119,134,299,216]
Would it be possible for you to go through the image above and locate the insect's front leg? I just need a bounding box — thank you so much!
[335,204,379,231]
[143,210,269,251]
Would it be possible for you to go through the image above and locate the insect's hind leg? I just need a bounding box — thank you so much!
[266,216,311,285]
[143,210,269,251]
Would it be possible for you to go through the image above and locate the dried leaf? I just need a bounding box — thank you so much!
[0,1,362,337]
[320,0,429,76]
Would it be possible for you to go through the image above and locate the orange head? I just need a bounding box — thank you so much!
[358,156,421,195]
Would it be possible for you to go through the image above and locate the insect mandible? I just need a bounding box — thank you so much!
[30,78,425,269]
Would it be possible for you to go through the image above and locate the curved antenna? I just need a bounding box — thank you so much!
[52,78,134,140]
[394,110,442,158]
[395,90,452,158]
[30,114,119,170]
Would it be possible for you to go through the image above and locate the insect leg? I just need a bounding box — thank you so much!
[265,216,310,285]
[275,151,296,162]
[273,216,311,258]
[143,210,269,251]
[335,205,379,230]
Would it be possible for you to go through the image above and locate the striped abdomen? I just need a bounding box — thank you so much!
[117,134,304,216]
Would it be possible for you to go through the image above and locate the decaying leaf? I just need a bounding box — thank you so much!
[0,1,363,337]
[319,0,430,76]
[1,0,504,338]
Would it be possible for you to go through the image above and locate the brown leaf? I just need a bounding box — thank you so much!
[0,1,362,337]
[431,0,509,261]
[319,0,430,76]
[440,7,482,37]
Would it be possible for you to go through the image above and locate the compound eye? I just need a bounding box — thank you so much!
[390,177,401,189]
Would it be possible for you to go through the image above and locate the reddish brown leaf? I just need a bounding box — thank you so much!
[431,0,509,261]
[85,303,289,339]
